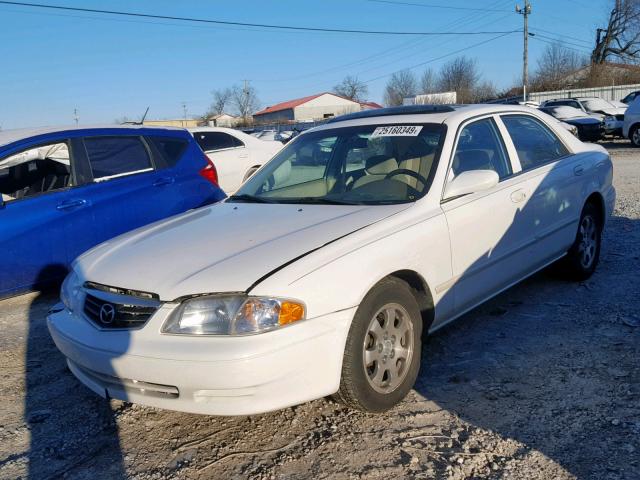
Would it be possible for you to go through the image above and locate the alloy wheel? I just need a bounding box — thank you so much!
[578,214,598,269]
[362,303,414,394]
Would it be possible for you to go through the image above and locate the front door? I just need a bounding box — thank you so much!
[440,116,537,317]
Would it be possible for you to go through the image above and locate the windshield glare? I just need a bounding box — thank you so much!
[583,99,614,111]
[233,124,445,205]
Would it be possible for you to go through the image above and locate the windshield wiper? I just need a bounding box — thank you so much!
[226,194,275,204]
[279,197,361,205]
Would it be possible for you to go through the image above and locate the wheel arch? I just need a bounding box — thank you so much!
[384,270,436,333]
[584,191,605,227]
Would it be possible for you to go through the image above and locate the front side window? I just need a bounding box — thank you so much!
[0,141,72,202]
[450,118,512,181]
[233,124,445,205]
[193,132,237,151]
[84,136,152,180]
[502,115,569,171]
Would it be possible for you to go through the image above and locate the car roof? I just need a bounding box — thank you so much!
[313,104,538,130]
[0,124,187,149]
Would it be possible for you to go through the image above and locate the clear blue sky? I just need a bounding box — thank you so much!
[0,0,609,129]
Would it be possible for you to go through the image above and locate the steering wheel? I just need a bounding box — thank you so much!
[384,169,429,187]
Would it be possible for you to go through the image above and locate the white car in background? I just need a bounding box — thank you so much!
[48,105,615,416]
[190,127,282,193]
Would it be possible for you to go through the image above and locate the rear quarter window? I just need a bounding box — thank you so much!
[148,137,188,168]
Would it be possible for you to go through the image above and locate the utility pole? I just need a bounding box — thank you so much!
[73,108,79,125]
[181,102,187,121]
[516,1,532,102]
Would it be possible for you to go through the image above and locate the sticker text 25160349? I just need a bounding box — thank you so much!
[371,126,423,137]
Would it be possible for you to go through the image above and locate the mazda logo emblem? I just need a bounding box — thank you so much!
[99,303,116,324]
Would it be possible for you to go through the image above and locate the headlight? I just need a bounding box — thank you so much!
[162,295,306,335]
[604,115,615,122]
[60,271,84,313]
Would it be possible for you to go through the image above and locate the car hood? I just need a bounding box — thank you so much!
[76,201,410,300]
[566,117,601,125]
[591,107,626,116]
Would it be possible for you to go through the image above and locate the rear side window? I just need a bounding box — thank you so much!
[84,136,152,180]
[502,115,569,171]
[193,132,239,151]
[148,137,188,168]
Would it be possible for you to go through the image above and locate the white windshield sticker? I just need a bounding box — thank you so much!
[371,125,423,137]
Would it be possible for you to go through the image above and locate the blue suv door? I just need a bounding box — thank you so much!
[0,136,93,296]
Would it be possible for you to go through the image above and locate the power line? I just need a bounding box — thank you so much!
[366,0,510,12]
[362,31,516,84]
[0,1,520,36]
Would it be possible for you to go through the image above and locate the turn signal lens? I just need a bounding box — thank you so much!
[279,301,305,325]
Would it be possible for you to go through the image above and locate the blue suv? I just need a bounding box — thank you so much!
[0,126,225,298]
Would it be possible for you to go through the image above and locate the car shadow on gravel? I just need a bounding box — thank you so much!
[413,214,639,479]
[25,266,125,479]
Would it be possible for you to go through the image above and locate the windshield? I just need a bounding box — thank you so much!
[583,99,615,111]
[231,123,445,205]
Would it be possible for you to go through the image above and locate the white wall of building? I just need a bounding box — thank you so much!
[293,93,362,121]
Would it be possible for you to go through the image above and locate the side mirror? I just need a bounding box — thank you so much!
[444,169,499,200]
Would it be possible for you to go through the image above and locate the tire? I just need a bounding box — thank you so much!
[559,202,602,281]
[335,277,422,413]
[630,125,640,147]
[242,166,260,182]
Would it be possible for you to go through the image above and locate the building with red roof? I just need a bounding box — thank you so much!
[253,92,382,124]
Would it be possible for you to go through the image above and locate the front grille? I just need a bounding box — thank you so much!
[616,114,625,121]
[83,290,160,330]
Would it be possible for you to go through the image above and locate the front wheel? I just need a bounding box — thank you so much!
[335,278,422,413]
[630,125,640,147]
[560,202,602,280]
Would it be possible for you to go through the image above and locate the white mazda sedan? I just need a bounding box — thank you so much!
[48,105,615,415]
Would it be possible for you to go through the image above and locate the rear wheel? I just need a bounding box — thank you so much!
[335,278,422,413]
[630,125,640,147]
[560,202,602,280]
[242,166,261,182]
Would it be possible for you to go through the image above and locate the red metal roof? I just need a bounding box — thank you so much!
[253,93,326,116]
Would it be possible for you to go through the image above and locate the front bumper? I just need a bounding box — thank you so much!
[47,305,354,415]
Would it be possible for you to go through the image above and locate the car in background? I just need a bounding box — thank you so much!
[48,104,614,416]
[623,96,640,146]
[0,125,225,299]
[539,105,603,142]
[190,127,283,193]
[621,91,640,104]
[541,97,626,136]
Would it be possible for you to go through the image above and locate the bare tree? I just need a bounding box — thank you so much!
[420,68,438,94]
[231,83,260,119]
[532,43,586,90]
[207,88,232,117]
[592,0,640,64]
[437,56,480,103]
[470,81,498,103]
[384,70,417,106]
[333,75,369,102]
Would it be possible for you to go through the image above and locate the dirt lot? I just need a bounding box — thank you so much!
[0,142,638,480]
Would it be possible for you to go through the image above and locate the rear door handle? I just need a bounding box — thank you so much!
[153,177,175,187]
[56,199,87,211]
[574,165,584,176]
[510,189,527,203]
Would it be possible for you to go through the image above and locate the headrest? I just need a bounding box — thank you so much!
[365,155,398,175]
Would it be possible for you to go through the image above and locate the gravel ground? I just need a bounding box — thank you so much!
[1,142,638,480]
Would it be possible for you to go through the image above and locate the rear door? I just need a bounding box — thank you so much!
[193,131,246,192]
[499,114,583,265]
[71,135,168,256]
